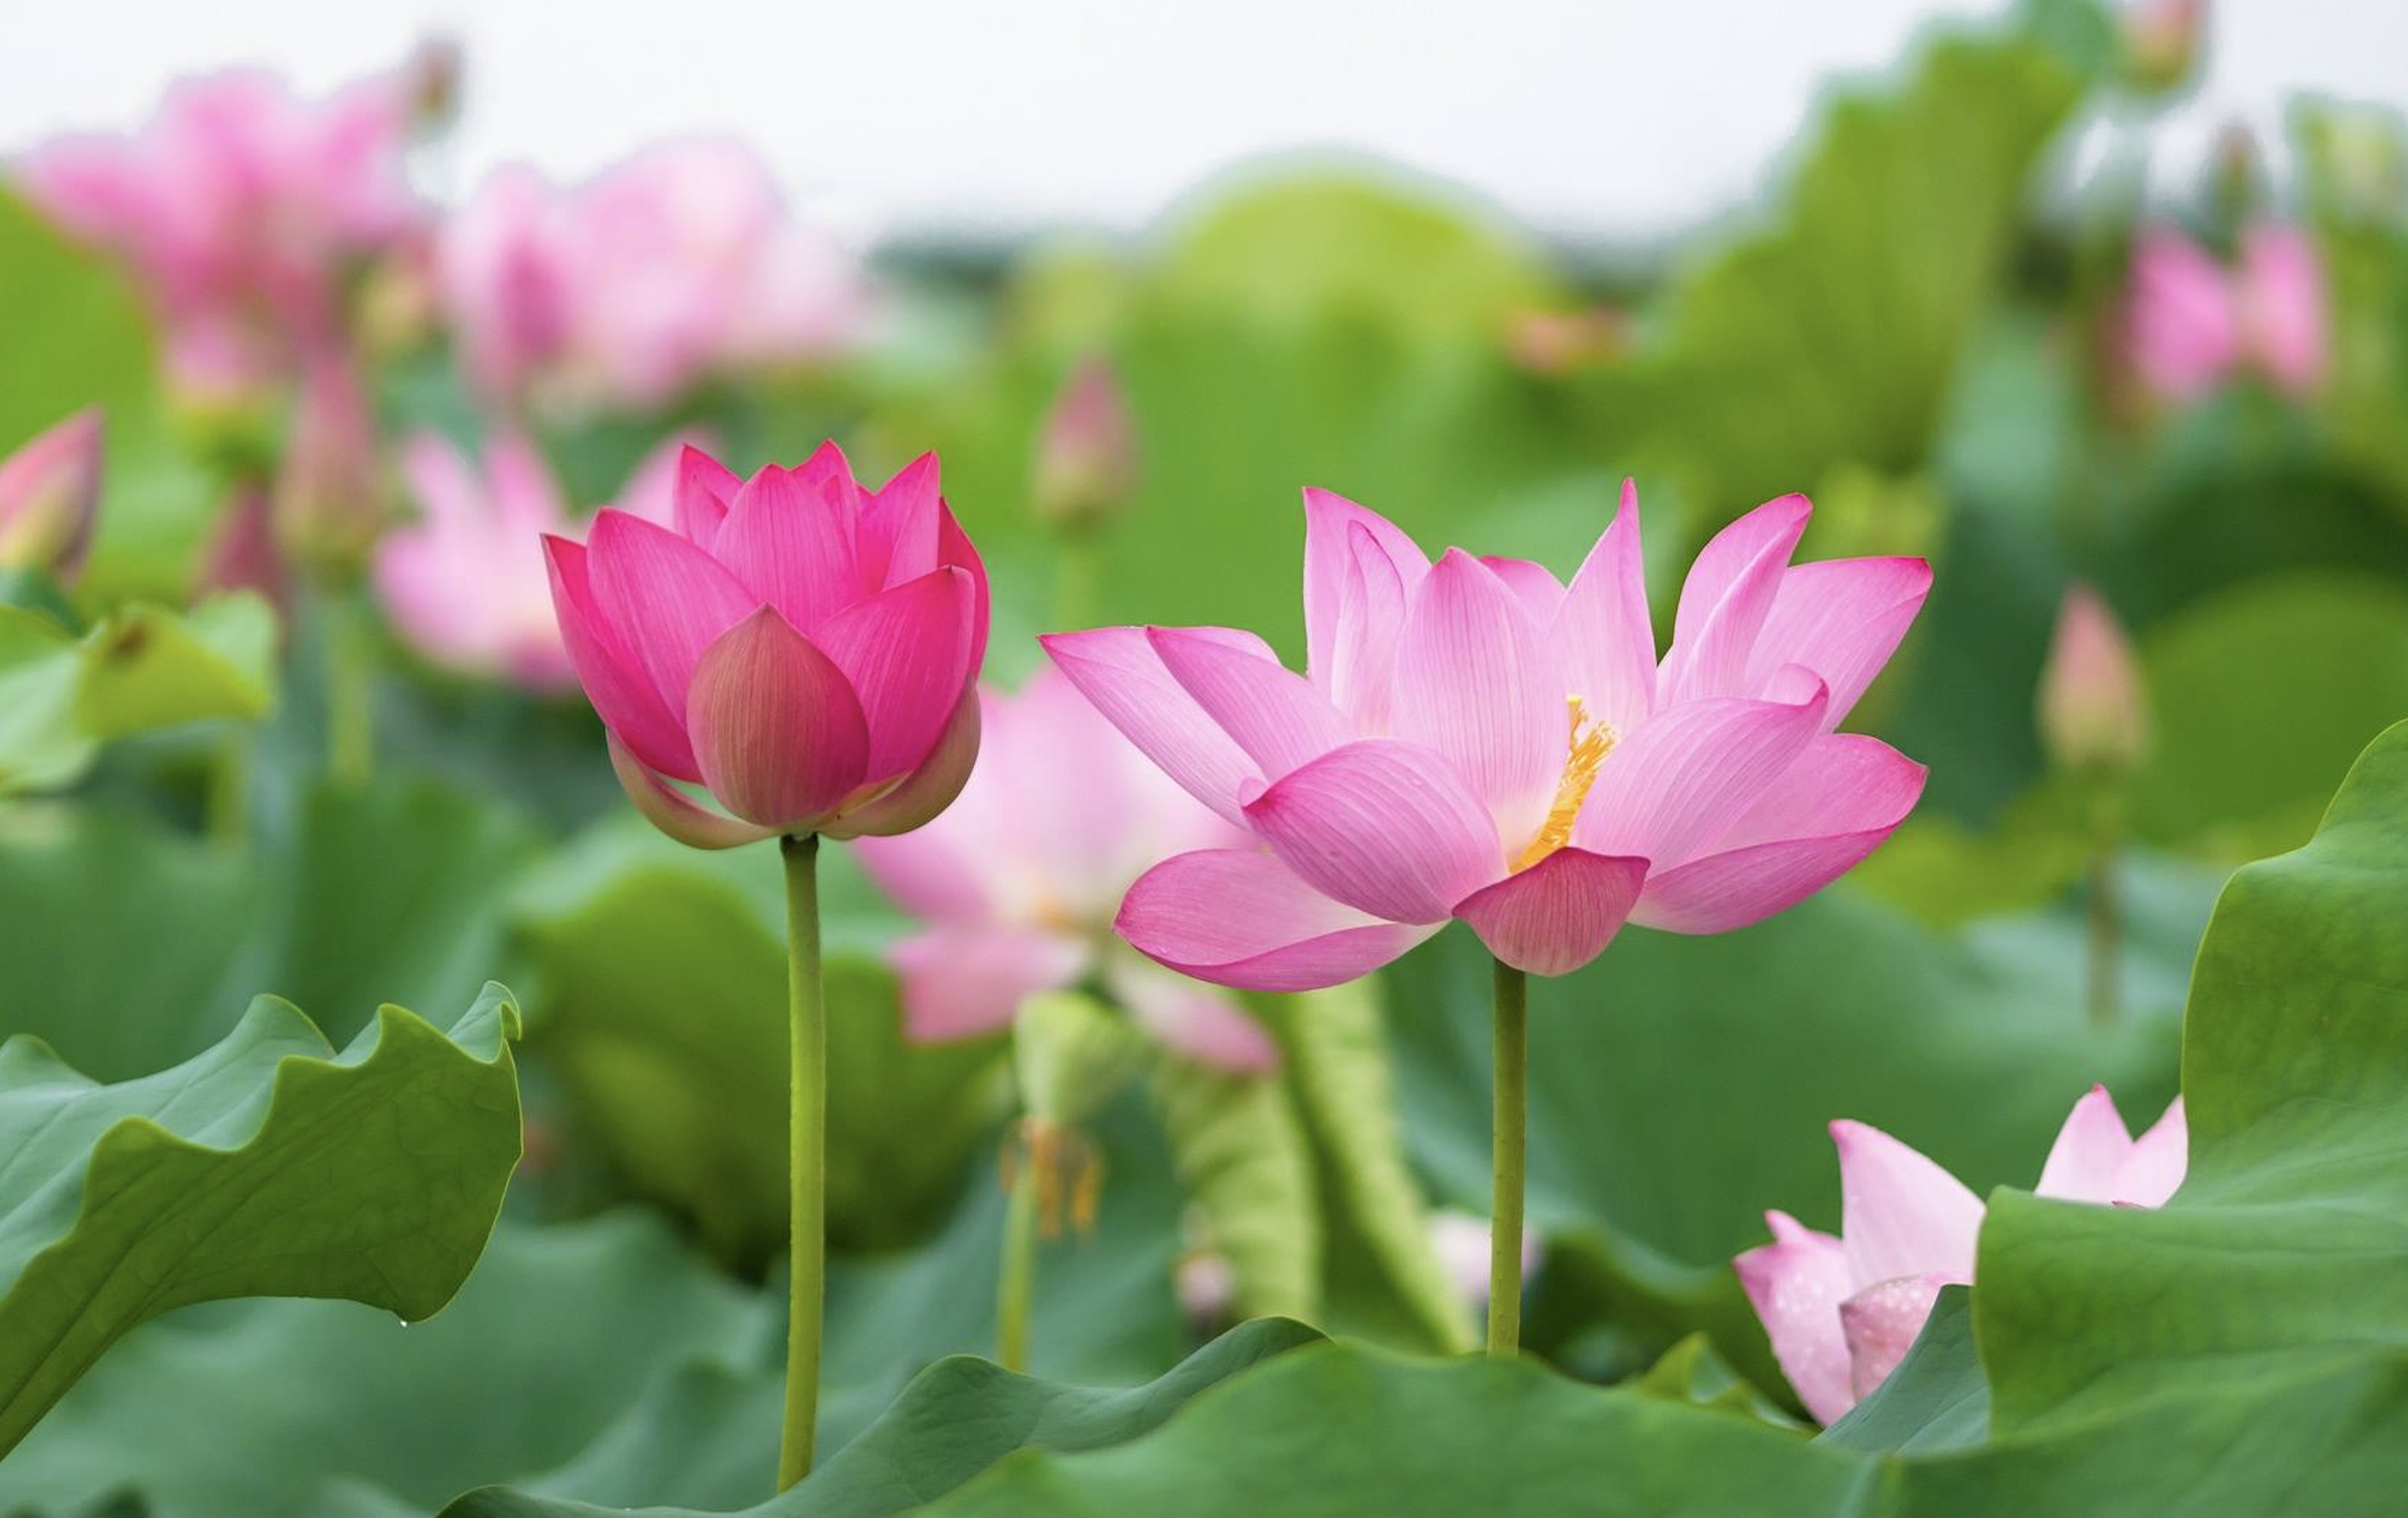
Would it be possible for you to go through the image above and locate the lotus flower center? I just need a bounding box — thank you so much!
[1511,696,1618,872]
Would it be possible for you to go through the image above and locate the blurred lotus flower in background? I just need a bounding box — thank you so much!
[1736,1085,2187,1424]
[1044,482,1929,989]
[1031,357,1140,533]
[2039,584,2151,776]
[0,408,103,584]
[1429,1209,1542,1307]
[192,481,288,614]
[441,140,871,411]
[272,352,387,571]
[857,666,1278,1072]
[16,69,422,401]
[2126,222,2329,402]
[375,428,696,689]
[545,442,987,847]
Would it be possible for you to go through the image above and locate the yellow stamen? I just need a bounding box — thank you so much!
[1511,696,1618,872]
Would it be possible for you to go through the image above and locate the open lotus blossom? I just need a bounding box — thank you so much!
[855,666,1278,1073]
[17,69,420,398]
[1041,482,1929,988]
[543,442,987,847]
[2127,222,2328,402]
[0,409,104,584]
[440,140,870,409]
[1737,1085,2188,1425]
[375,428,698,689]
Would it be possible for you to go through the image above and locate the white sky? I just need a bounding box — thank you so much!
[4,1,2404,245]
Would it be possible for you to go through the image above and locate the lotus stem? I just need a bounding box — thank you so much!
[1489,958,1528,1356]
[996,1127,1040,1372]
[777,832,827,1489]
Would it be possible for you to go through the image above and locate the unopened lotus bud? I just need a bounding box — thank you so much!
[2123,0,2205,96]
[273,354,389,574]
[1031,357,1136,533]
[2039,586,2150,775]
[1504,305,1630,377]
[0,409,102,585]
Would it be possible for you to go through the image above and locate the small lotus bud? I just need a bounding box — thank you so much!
[2039,586,2151,775]
[0,408,103,585]
[2123,0,2205,96]
[1031,357,1137,533]
[273,354,389,574]
[1503,305,1630,377]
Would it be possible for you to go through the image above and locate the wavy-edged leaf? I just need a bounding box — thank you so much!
[0,985,524,1457]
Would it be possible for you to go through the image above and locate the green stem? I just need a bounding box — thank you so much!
[1053,528,1102,630]
[206,722,252,849]
[996,1135,1039,1373]
[777,834,827,1490]
[326,595,375,786]
[2086,848,2121,1027]
[1488,959,1528,1356]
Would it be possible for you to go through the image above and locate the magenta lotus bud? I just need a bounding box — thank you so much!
[2039,585,2151,775]
[0,409,103,584]
[273,354,389,571]
[192,483,290,618]
[1736,1086,2185,1423]
[545,442,990,848]
[1041,479,1929,988]
[1032,357,1138,532]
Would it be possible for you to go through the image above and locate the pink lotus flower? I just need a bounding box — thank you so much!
[855,666,1277,1072]
[1040,483,1929,988]
[2127,222,2329,402]
[1736,1085,2187,1425]
[375,429,697,690]
[1429,1209,1542,1307]
[0,409,104,584]
[17,69,420,399]
[440,140,869,409]
[544,443,987,847]
[2039,584,2150,774]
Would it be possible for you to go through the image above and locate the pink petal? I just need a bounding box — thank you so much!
[891,924,1088,1042]
[849,708,997,915]
[484,431,571,538]
[1747,558,1932,730]
[1627,733,1925,933]
[1104,957,1282,1073]
[1241,738,1501,924]
[542,533,699,780]
[2119,1097,2189,1207]
[685,607,870,830]
[1830,1120,1984,1288]
[812,566,977,783]
[1553,478,1655,731]
[1574,677,1830,870]
[1303,487,1429,685]
[584,507,759,720]
[1117,847,1440,992]
[988,666,1173,899]
[607,732,777,850]
[1149,626,1351,783]
[1734,1210,1855,1426]
[614,431,716,529]
[2034,1085,2135,1204]
[825,679,985,840]
[1392,548,1566,846]
[1453,846,1646,977]
[858,451,943,589]
[2239,223,2327,397]
[1659,494,1812,705]
[2128,230,2238,398]
[1327,522,1410,731]
[937,503,991,675]
[1480,555,1566,626]
[710,461,862,633]
[1838,1274,1947,1403]
[396,431,482,531]
[1042,625,1278,826]
[672,445,743,547]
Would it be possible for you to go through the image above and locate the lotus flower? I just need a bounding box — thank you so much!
[855,666,1276,1072]
[375,429,696,689]
[2039,584,2150,774]
[17,69,420,398]
[0,409,103,584]
[544,442,987,847]
[440,140,869,409]
[1041,483,1929,988]
[2127,223,2328,402]
[1737,1086,2188,1425]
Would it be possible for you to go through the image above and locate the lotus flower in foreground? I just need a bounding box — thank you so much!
[856,666,1277,1072]
[1041,482,1929,988]
[376,429,696,689]
[2127,223,2328,402]
[0,409,104,584]
[543,443,987,846]
[1737,1085,2188,1424]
